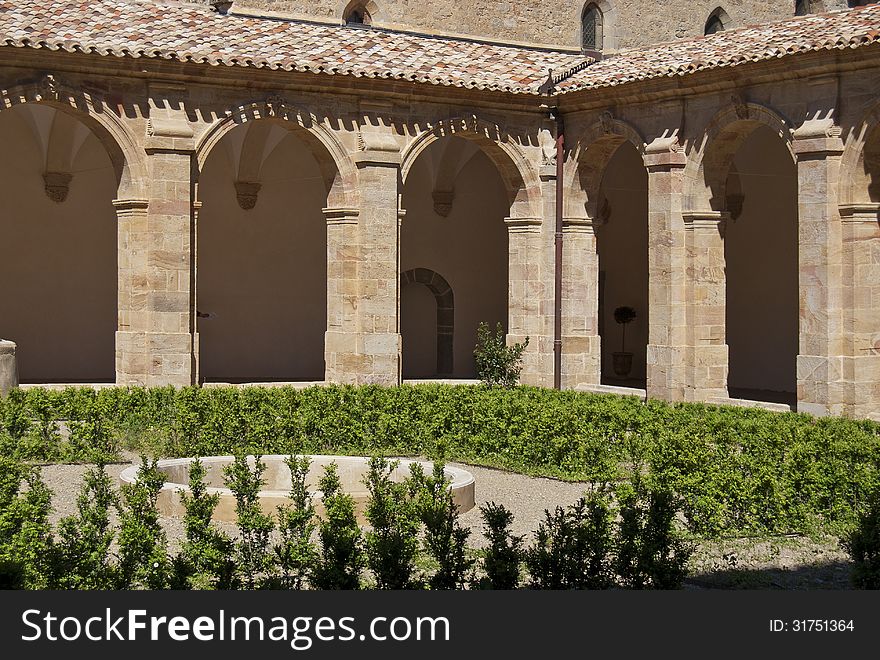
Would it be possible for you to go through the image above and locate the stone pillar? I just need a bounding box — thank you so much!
[793,124,846,416]
[350,150,402,385]
[506,216,550,387]
[560,216,601,388]
[644,140,689,402]
[0,340,17,397]
[683,211,729,401]
[323,207,360,384]
[116,106,196,386]
[840,203,880,420]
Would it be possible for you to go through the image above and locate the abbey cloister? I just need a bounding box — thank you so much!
[0,1,879,420]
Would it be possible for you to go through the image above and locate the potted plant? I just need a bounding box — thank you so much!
[612,306,637,378]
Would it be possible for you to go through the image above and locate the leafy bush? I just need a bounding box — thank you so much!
[525,492,615,590]
[474,322,529,388]
[843,488,880,589]
[409,462,473,589]
[174,458,235,590]
[117,457,170,589]
[476,502,524,590]
[274,455,318,590]
[312,463,364,590]
[224,454,274,590]
[364,457,421,589]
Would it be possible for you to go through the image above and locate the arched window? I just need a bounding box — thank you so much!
[582,3,604,52]
[795,0,810,15]
[344,2,373,26]
[704,8,730,35]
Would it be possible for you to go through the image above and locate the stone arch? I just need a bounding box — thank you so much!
[565,114,645,222]
[341,0,384,25]
[401,116,541,221]
[0,77,146,200]
[705,7,732,35]
[839,101,880,207]
[401,268,455,376]
[195,101,355,209]
[684,102,795,213]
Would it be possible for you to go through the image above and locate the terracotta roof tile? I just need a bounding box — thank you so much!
[0,1,878,96]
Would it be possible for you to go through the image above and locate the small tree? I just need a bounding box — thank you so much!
[476,502,524,590]
[364,457,421,589]
[174,458,235,590]
[474,322,529,388]
[613,306,637,353]
[312,463,364,590]
[274,454,318,590]
[409,462,473,589]
[117,457,170,589]
[224,454,275,590]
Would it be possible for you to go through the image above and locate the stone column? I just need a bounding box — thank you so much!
[560,216,601,388]
[323,207,360,384]
[840,203,880,420]
[793,123,846,416]
[115,117,196,386]
[644,139,689,402]
[683,211,729,401]
[351,150,402,385]
[0,340,17,397]
[506,216,550,386]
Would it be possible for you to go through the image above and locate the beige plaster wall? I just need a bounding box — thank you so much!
[401,137,508,379]
[198,124,327,382]
[0,105,117,383]
[596,142,649,385]
[226,0,847,49]
[725,125,798,395]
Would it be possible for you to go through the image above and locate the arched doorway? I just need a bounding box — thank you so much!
[0,103,118,383]
[400,134,509,379]
[197,119,334,383]
[595,142,649,388]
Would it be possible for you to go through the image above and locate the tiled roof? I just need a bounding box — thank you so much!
[0,0,584,95]
[0,0,878,96]
[558,4,880,92]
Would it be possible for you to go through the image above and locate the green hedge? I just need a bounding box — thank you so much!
[2,385,879,537]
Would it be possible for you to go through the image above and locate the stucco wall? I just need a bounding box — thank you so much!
[226,1,852,49]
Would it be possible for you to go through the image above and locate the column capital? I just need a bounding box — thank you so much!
[644,136,687,171]
[112,198,150,216]
[504,216,542,233]
[562,216,598,235]
[839,203,880,224]
[682,210,729,232]
[323,207,360,225]
[792,119,844,159]
[352,150,401,168]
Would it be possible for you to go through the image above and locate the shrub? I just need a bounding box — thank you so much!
[474,322,529,388]
[363,457,421,589]
[312,463,364,590]
[409,462,473,589]
[525,492,615,590]
[116,457,170,589]
[842,488,880,589]
[614,482,692,589]
[224,454,275,590]
[52,462,118,589]
[477,502,524,590]
[174,458,235,590]
[274,455,318,590]
[0,456,54,589]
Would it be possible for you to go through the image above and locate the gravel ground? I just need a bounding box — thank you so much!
[38,457,853,589]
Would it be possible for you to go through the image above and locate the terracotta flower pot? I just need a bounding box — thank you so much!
[612,352,633,378]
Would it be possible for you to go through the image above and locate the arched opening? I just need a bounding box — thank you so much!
[705,7,730,35]
[795,0,811,16]
[720,124,798,404]
[582,3,604,52]
[0,103,118,383]
[595,142,649,388]
[343,1,374,25]
[197,119,333,383]
[400,135,510,380]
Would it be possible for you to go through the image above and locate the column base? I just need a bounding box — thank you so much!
[561,334,601,390]
[116,331,194,387]
[325,331,401,386]
[510,333,553,388]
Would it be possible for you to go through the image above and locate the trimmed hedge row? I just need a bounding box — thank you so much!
[2,384,879,537]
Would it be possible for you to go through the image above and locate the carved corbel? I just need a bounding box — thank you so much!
[432,190,455,217]
[234,181,261,210]
[43,172,72,203]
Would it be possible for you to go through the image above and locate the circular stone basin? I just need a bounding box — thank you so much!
[119,456,476,523]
